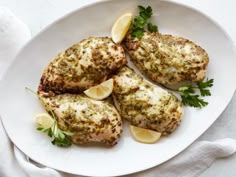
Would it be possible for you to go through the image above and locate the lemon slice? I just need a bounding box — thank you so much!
[130,125,161,144]
[34,113,54,128]
[111,13,133,43]
[84,79,114,100]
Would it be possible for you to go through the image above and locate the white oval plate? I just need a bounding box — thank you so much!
[0,0,236,176]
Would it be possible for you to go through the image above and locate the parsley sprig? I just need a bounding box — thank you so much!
[130,5,158,38]
[176,79,214,108]
[25,87,73,147]
[37,124,73,147]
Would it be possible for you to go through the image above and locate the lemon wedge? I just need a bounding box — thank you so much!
[84,79,114,100]
[130,125,161,144]
[34,113,54,128]
[111,13,133,43]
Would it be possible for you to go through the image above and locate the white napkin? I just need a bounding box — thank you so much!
[1,6,236,177]
[0,7,31,78]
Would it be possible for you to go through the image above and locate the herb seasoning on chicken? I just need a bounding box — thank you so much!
[38,91,122,145]
[39,37,127,94]
[123,32,209,85]
[112,66,183,135]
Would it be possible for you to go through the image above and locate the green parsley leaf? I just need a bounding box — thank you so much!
[133,16,146,28]
[37,127,49,132]
[131,28,145,38]
[58,131,65,140]
[197,79,214,96]
[147,23,158,33]
[179,90,208,108]
[137,5,145,11]
[130,5,158,38]
[139,5,152,20]
[176,78,214,108]
[178,86,195,94]
[52,137,72,147]
[62,131,74,136]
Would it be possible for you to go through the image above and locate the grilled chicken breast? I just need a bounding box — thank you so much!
[38,91,122,145]
[39,37,127,94]
[112,66,183,135]
[123,32,209,85]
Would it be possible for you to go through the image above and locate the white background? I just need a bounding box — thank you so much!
[0,0,235,176]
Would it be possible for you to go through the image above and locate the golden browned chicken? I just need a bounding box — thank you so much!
[123,32,209,85]
[38,91,122,145]
[112,66,183,135]
[39,37,127,94]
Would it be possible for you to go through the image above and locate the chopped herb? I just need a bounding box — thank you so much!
[25,87,73,147]
[130,5,158,38]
